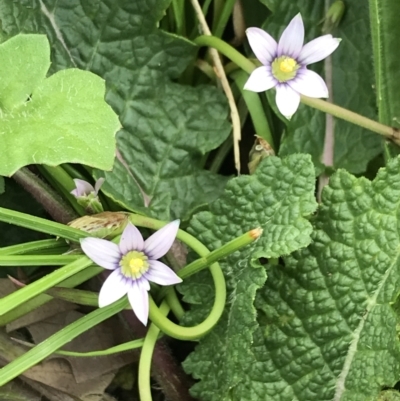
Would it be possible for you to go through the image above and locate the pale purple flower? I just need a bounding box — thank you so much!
[71,178,104,198]
[80,220,182,325]
[244,13,341,118]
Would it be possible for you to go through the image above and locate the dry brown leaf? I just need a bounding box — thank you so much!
[0,329,116,401]
[0,278,77,332]
[26,310,136,383]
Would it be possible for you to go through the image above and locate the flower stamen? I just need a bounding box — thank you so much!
[271,56,299,82]
[120,251,149,279]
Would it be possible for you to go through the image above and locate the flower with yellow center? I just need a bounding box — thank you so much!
[244,13,341,118]
[80,220,182,325]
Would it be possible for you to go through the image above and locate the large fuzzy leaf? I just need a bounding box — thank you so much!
[182,154,317,400]
[189,156,400,400]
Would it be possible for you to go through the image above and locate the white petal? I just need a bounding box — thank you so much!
[277,13,304,58]
[119,223,144,254]
[298,35,341,65]
[246,27,278,65]
[94,177,105,194]
[144,220,180,260]
[244,66,277,93]
[128,280,149,326]
[275,84,301,119]
[145,260,182,286]
[80,238,121,270]
[288,69,328,98]
[71,179,94,197]
[98,270,129,307]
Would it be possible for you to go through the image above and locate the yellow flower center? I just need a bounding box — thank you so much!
[120,251,149,279]
[271,56,299,82]
[129,257,145,274]
[279,58,297,73]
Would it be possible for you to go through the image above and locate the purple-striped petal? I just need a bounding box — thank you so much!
[71,179,94,197]
[138,276,151,291]
[98,269,129,307]
[80,238,121,270]
[275,84,301,119]
[246,27,278,65]
[144,220,180,260]
[277,13,304,58]
[288,69,328,98]
[244,66,277,93]
[128,280,149,325]
[119,223,144,254]
[298,35,341,65]
[145,260,182,286]
[94,177,105,194]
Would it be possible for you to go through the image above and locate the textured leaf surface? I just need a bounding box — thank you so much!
[0,0,230,219]
[268,1,381,174]
[196,156,400,401]
[0,34,119,176]
[182,154,317,400]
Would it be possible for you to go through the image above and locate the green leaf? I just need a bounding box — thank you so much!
[369,0,400,127]
[0,34,120,176]
[95,82,231,220]
[182,154,317,400]
[0,178,4,194]
[331,0,382,172]
[0,1,231,220]
[209,156,400,401]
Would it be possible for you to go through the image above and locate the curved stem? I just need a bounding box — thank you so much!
[165,287,185,320]
[129,213,226,340]
[138,301,170,401]
[194,35,400,142]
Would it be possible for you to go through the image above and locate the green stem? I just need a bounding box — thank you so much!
[19,337,146,357]
[194,35,400,142]
[231,69,275,149]
[172,0,185,35]
[0,239,66,255]
[138,301,170,401]
[0,255,81,266]
[179,228,262,279]
[299,96,398,141]
[0,266,102,326]
[165,287,185,320]
[0,297,128,386]
[0,256,93,316]
[0,207,89,242]
[213,0,236,38]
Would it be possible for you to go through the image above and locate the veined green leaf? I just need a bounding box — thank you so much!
[182,154,317,399]
[0,34,120,176]
[195,156,400,401]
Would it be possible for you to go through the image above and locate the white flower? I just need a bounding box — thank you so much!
[244,14,341,119]
[70,178,104,198]
[80,221,182,325]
